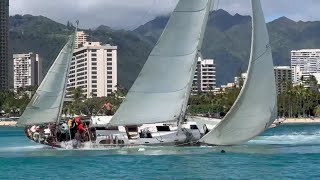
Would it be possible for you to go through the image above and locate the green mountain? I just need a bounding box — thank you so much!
[134,9,320,85]
[9,15,152,89]
[9,10,320,89]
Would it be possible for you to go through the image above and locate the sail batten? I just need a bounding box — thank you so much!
[109,0,212,126]
[200,0,277,145]
[17,31,76,126]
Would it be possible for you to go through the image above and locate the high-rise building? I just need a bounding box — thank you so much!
[75,31,89,49]
[193,57,216,92]
[274,66,292,94]
[68,42,117,98]
[291,49,320,83]
[0,0,9,89]
[13,53,43,90]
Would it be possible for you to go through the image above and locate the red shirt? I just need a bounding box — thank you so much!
[77,124,86,132]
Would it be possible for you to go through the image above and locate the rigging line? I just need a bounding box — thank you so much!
[251,44,271,63]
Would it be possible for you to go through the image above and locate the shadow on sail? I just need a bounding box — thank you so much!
[200,0,277,145]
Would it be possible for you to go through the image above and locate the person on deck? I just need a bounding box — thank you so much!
[30,125,36,135]
[75,117,87,141]
[69,118,77,139]
[44,126,51,138]
[102,100,113,116]
[68,118,73,129]
[59,122,69,141]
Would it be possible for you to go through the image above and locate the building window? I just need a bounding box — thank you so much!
[92,76,97,79]
[92,58,97,61]
[107,49,112,52]
[92,62,97,66]
[107,80,112,83]
[92,67,97,70]
[92,53,97,57]
[92,71,97,75]
[107,67,112,70]
[107,71,112,75]
[107,58,112,61]
[92,85,97,88]
[107,76,112,79]
[91,49,97,52]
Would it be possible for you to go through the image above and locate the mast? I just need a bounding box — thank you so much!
[56,21,78,124]
[177,0,214,129]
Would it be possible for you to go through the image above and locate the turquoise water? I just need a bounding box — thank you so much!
[0,124,320,179]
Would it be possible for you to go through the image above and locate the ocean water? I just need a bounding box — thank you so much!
[0,124,320,179]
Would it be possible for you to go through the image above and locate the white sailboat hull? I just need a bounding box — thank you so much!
[33,116,202,149]
[27,115,281,149]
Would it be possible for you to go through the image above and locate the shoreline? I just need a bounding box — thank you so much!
[282,118,320,124]
[0,121,17,126]
[0,118,320,126]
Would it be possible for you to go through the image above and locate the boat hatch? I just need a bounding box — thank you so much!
[190,125,198,130]
[96,126,118,131]
[125,126,139,139]
[156,126,170,132]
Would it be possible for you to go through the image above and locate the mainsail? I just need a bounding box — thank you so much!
[200,0,277,145]
[17,31,76,126]
[109,0,213,126]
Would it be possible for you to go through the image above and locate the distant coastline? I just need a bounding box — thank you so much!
[282,118,320,124]
[0,121,17,126]
[1,118,320,127]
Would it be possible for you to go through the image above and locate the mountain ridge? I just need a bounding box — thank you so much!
[135,10,320,85]
[8,9,320,89]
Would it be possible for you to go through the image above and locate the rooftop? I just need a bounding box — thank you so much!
[291,49,320,52]
[274,66,291,70]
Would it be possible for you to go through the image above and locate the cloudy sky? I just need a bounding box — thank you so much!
[9,0,320,30]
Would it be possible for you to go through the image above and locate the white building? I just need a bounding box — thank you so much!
[68,42,117,98]
[13,52,42,90]
[75,31,89,49]
[291,49,320,83]
[193,57,216,92]
[274,66,292,94]
[311,73,320,85]
[234,73,248,87]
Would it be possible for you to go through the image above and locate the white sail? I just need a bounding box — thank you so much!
[200,0,277,145]
[17,32,76,126]
[109,0,213,126]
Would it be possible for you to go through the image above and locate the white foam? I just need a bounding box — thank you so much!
[0,145,47,152]
[249,133,320,145]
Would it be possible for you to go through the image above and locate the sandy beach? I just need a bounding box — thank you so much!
[282,118,320,124]
[0,121,17,126]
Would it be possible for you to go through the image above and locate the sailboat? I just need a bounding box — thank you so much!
[18,0,277,149]
[90,0,214,147]
[17,24,77,146]
[91,0,277,147]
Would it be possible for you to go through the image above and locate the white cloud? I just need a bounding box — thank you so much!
[9,0,320,30]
